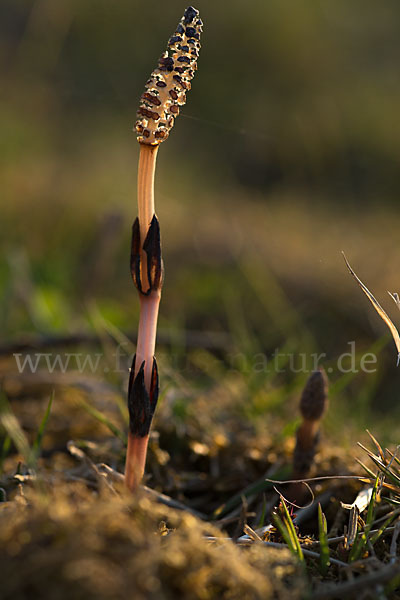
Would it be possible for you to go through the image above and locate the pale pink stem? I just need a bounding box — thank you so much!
[125,433,149,492]
[125,144,161,492]
[135,291,161,385]
[137,144,158,294]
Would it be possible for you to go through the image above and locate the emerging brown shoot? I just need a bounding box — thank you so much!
[294,368,328,477]
[288,369,328,503]
[125,7,202,491]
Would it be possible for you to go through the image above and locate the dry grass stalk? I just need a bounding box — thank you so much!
[125,7,202,491]
[342,252,400,365]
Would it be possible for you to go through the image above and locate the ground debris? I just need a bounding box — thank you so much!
[0,483,306,600]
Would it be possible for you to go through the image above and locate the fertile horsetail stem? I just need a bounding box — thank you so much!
[125,7,202,491]
[287,369,328,503]
[293,368,328,478]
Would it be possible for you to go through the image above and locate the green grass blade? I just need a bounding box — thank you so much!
[318,503,330,575]
[0,435,11,475]
[276,497,304,563]
[258,494,267,529]
[0,393,32,467]
[369,512,399,546]
[365,478,379,528]
[271,510,297,556]
[79,397,126,444]
[368,456,400,487]
[211,465,291,519]
[355,458,378,479]
[358,443,400,487]
[32,391,54,458]
[383,497,400,507]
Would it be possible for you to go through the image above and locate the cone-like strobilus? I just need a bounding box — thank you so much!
[125,7,202,491]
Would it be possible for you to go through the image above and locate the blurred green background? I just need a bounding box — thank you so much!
[2,1,400,441]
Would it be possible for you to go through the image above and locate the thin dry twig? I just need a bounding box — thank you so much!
[0,329,231,357]
[266,474,371,485]
[307,524,399,549]
[240,540,348,567]
[313,561,400,600]
[67,441,116,494]
[243,524,263,542]
[96,463,206,518]
[233,495,249,542]
[204,535,348,568]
